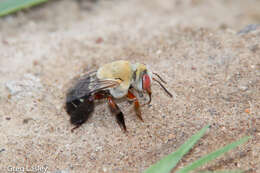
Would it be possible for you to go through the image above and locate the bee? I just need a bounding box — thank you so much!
[65,60,172,132]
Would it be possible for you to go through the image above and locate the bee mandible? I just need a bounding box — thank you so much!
[65,60,172,132]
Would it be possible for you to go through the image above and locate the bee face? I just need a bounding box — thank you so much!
[131,63,152,94]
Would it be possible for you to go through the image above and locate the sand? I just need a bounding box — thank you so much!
[0,0,259,172]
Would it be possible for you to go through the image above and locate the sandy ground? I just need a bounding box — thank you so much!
[0,0,260,172]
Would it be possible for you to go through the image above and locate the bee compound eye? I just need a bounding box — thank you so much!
[142,74,151,90]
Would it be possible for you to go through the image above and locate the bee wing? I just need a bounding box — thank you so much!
[66,71,120,102]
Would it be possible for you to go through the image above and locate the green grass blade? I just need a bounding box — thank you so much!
[176,136,249,173]
[143,125,210,173]
[198,170,243,173]
[0,0,48,17]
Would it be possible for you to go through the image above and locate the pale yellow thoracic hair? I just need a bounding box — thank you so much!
[96,60,152,98]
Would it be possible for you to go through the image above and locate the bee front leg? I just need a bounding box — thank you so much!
[107,96,127,132]
[127,90,143,122]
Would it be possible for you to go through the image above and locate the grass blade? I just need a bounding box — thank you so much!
[176,136,249,173]
[0,0,48,17]
[143,125,210,173]
[198,170,243,173]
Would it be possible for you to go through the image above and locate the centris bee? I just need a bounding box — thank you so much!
[65,60,172,132]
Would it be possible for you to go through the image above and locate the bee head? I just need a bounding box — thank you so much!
[131,63,173,104]
[131,63,153,104]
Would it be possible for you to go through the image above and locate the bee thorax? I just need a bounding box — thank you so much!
[109,87,128,98]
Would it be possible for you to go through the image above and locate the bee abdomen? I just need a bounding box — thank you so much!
[65,95,95,126]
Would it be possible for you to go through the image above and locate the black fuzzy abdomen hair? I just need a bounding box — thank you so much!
[65,95,95,126]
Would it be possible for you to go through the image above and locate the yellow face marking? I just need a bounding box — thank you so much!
[135,63,147,81]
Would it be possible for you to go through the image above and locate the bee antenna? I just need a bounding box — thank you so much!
[152,77,173,98]
[152,72,167,84]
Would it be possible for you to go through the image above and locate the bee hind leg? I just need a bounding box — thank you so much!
[127,90,143,122]
[107,96,127,132]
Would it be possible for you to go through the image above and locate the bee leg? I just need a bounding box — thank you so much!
[71,124,81,132]
[94,92,109,100]
[107,96,127,132]
[127,90,143,122]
